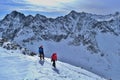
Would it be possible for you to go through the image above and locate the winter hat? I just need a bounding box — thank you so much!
[40,45,43,48]
[53,53,57,55]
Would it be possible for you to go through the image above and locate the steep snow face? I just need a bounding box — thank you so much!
[96,33,120,80]
[0,47,106,80]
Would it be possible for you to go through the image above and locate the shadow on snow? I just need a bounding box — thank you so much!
[52,68,60,74]
[39,60,44,66]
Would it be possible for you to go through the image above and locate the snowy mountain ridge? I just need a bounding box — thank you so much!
[0,11,120,80]
[0,47,106,80]
[0,11,120,53]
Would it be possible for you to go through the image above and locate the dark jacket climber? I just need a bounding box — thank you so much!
[51,53,57,68]
[39,45,44,60]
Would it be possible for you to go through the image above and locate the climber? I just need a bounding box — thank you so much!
[39,45,44,60]
[51,53,57,68]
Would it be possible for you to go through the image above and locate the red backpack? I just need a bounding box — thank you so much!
[51,53,57,61]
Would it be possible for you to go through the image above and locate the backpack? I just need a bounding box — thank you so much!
[51,53,57,61]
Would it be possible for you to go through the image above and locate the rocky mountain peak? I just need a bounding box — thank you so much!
[3,11,25,21]
[67,10,79,18]
[34,14,47,20]
[69,10,78,14]
[26,15,34,19]
[10,10,25,18]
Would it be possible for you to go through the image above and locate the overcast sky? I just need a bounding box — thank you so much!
[0,0,120,19]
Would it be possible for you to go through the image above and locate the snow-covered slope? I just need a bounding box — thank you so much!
[22,36,120,80]
[0,47,106,80]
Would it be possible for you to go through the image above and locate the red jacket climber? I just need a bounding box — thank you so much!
[51,53,57,61]
[51,53,57,68]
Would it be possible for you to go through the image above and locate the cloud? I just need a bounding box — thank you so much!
[25,0,74,7]
[1,0,120,18]
[11,0,75,12]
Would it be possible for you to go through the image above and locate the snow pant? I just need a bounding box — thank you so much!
[52,60,56,68]
[39,53,44,60]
